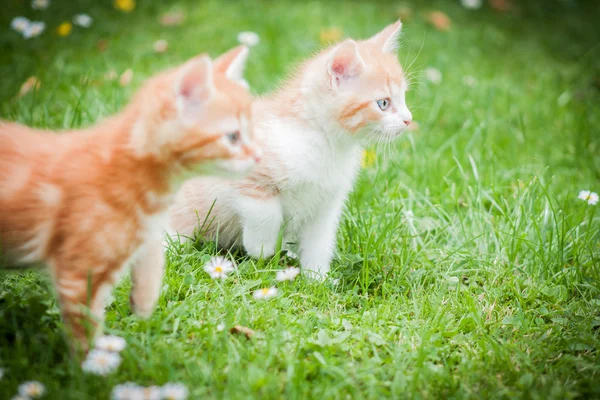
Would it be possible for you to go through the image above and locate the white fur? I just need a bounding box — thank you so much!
[169,22,409,279]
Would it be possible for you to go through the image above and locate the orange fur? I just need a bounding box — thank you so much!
[0,45,259,351]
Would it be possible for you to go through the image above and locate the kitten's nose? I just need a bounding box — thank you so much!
[404,119,412,126]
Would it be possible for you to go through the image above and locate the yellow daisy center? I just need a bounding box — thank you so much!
[261,288,269,295]
[215,266,223,273]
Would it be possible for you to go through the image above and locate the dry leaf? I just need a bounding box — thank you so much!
[97,39,109,52]
[160,10,185,26]
[489,0,512,12]
[19,76,40,97]
[119,69,133,86]
[426,11,451,32]
[319,27,343,45]
[229,325,255,339]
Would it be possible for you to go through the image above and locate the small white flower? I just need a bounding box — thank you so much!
[161,383,189,400]
[153,39,168,53]
[276,267,300,282]
[73,14,93,28]
[18,381,46,398]
[253,287,278,300]
[31,0,50,10]
[82,349,122,376]
[141,386,162,400]
[11,17,30,33]
[216,323,225,332]
[425,67,442,85]
[23,21,45,39]
[112,382,144,400]
[461,0,482,9]
[578,190,599,206]
[95,335,126,353]
[237,31,260,47]
[204,256,235,279]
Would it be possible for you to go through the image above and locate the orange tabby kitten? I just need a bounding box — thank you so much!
[0,45,260,349]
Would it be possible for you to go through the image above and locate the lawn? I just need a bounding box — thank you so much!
[1,0,600,398]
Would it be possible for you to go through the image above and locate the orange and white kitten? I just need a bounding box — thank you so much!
[169,21,412,279]
[0,45,260,348]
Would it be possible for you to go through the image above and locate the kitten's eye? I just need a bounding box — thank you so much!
[377,98,390,111]
[226,131,241,144]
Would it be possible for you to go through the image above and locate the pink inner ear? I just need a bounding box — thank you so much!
[331,62,346,77]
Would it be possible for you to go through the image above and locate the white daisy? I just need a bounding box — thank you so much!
[425,67,442,85]
[23,21,45,39]
[461,0,482,9]
[18,381,46,398]
[203,256,235,279]
[141,386,162,400]
[111,382,144,400]
[276,267,300,282]
[216,323,225,332]
[95,335,126,353]
[82,349,122,376]
[31,0,50,10]
[73,14,93,28]
[11,17,30,33]
[237,31,260,47]
[253,287,278,300]
[161,383,189,400]
[578,190,599,206]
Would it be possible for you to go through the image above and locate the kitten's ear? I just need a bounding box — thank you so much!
[214,45,250,88]
[327,40,365,88]
[368,20,402,54]
[175,55,214,123]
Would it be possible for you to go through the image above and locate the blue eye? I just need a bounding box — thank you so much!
[377,98,390,111]
[226,131,240,144]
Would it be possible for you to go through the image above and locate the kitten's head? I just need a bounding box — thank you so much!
[134,45,261,177]
[305,21,412,143]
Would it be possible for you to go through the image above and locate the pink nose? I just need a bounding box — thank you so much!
[404,120,411,126]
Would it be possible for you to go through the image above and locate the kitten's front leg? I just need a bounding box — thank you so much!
[130,239,165,318]
[236,195,283,258]
[299,199,344,280]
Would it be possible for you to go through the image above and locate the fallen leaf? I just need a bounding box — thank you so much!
[230,325,255,339]
[160,10,185,26]
[489,0,512,12]
[97,39,109,52]
[19,76,40,97]
[426,11,451,32]
[119,69,133,86]
[319,27,343,45]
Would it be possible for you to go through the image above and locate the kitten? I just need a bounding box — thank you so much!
[169,21,412,279]
[0,45,260,349]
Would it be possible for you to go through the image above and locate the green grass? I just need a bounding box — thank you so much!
[1,0,600,398]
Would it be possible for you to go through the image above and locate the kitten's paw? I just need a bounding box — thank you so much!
[243,236,275,259]
[130,292,157,319]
